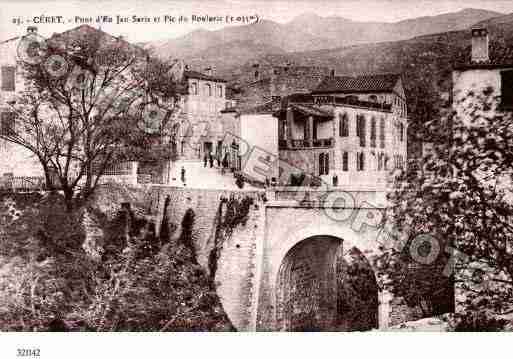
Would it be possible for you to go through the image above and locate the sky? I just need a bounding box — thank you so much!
[1,0,513,43]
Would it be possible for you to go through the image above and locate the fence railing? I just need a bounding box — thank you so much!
[0,176,46,192]
[279,137,334,150]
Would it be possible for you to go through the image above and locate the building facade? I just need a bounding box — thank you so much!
[275,73,408,189]
[0,26,42,179]
[453,26,513,117]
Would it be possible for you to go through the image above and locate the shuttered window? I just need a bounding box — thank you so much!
[356,114,366,147]
[370,117,376,147]
[380,117,385,148]
[339,113,349,137]
[342,152,349,171]
[319,152,330,175]
[1,66,15,91]
[357,152,365,171]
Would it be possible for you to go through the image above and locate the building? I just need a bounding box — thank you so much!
[0,26,42,179]
[0,26,240,188]
[453,25,513,117]
[164,67,246,184]
[0,25,154,188]
[274,73,408,189]
[233,63,331,111]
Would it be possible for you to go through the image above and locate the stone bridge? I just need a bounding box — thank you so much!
[151,186,423,331]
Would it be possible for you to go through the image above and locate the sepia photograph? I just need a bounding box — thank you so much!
[0,0,513,357]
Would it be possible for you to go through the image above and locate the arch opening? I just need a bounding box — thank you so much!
[275,236,379,331]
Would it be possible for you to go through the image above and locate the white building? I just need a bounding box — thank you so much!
[0,26,42,179]
[275,73,408,190]
[453,25,513,116]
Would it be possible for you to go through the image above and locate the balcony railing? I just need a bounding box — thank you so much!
[279,137,334,150]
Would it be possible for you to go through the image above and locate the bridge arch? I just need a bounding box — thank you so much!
[266,224,386,331]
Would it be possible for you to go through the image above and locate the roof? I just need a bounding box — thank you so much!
[312,73,401,94]
[454,42,513,70]
[184,70,226,83]
[289,104,333,118]
[277,93,392,113]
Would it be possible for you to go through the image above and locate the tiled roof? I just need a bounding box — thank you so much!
[454,42,513,70]
[184,70,226,83]
[312,73,400,94]
[290,104,333,118]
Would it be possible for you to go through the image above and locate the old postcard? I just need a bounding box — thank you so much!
[0,0,512,357]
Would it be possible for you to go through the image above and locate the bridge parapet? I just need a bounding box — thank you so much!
[266,187,390,209]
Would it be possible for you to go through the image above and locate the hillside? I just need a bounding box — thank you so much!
[145,8,502,62]
[226,23,513,157]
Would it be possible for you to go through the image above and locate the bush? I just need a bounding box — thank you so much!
[0,192,234,331]
[450,311,508,332]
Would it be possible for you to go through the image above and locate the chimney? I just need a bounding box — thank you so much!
[27,26,37,34]
[204,66,213,76]
[471,26,489,63]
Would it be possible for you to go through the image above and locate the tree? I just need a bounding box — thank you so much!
[1,27,181,211]
[377,87,513,320]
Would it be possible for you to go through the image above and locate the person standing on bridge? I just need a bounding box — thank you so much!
[181,166,186,186]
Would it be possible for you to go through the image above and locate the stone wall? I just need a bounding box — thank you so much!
[149,186,445,331]
[234,65,330,110]
[150,186,265,331]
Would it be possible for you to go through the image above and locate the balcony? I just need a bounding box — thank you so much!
[279,137,334,150]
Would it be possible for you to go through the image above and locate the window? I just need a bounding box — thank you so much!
[356,114,366,147]
[205,83,212,96]
[378,153,383,170]
[190,82,198,95]
[501,70,513,108]
[1,66,15,91]
[393,155,404,169]
[319,152,330,175]
[339,113,349,137]
[0,111,15,136]
[380,117,385,148]
[217,85,223,98]
[357,152,365,171]
[370,117,376,147]
[399,122,404,142]
[369,95,377,102]
[342,151,349,171]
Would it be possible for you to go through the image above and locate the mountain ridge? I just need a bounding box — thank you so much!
[145,8,504,63]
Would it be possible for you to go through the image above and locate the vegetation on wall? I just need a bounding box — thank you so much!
[209,195,254,281]
[377,90,513,330]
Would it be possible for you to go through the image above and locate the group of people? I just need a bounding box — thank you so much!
[177,151,232,187]
[204,152,230,174]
